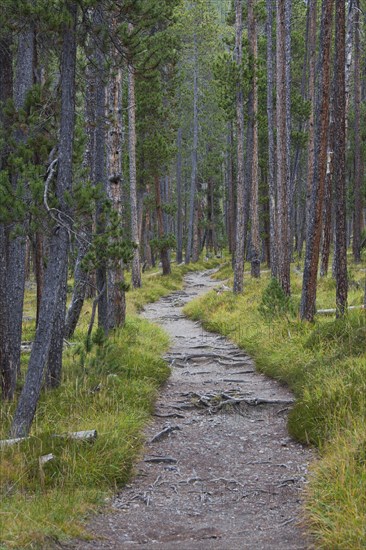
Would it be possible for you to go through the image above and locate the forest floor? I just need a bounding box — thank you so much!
[66,270,312,549]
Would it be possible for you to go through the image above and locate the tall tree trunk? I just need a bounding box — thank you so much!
[276,0,291,295]
[11,3,77,437]
[226,123,235,255]
[300,0,334,321]
[320,133,334,277]
[94,10,108,332]
[64,60,96,339]
[305,0,317,234]
[0,32,13,399]
[155,176,171,275]
[128,40,142,287]
[334,0,348,316]
[352,0,363,263]
[185,33,198,264]
[2,28,35,399]
[233,0,246,293]
[248,0,260,278]
[266,0,277,276]
[176,128,183,264]
[106,57,126,328]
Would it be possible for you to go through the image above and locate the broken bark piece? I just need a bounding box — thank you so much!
[154,412,185,419]
[0,437,29,448]
[39,453,55,465]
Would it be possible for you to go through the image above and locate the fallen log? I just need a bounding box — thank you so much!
[317,305,364,315]
[0,437,29,448]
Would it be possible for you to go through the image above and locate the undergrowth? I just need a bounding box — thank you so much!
[184,259,366,548]
[0,255,224,549]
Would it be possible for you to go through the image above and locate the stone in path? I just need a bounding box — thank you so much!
[68,271,312,549]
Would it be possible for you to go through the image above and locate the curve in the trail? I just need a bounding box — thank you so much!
[72,270,312,550]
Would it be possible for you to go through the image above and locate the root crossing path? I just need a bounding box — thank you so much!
[74,271,312,549]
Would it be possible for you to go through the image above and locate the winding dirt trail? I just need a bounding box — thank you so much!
[71,271,312,549]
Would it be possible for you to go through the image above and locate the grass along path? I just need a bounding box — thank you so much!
[183,261,366,549]
[0,257,223,549]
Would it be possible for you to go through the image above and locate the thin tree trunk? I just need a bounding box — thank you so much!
[266,0,277,277]
[176,128,183,264]
[186,33,198,264]
[155,176,171,275]
[276,0,291,295]
[11,3,78,437]
[106,57,126,328]
[320,139,334,277]
[334,0,348,316]
[233,0,246,293]
[353,0,362,263]
[249,0,260,278]
[2,28,35,399]
[305,0,317,232]
[128,38,142,287]
[0,32,13,399]
[300,0,334,321]
[94,10,108,332]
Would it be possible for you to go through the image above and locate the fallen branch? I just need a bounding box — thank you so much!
[144,456,177,464]
[149,425,181,443]
[317,304,364,315]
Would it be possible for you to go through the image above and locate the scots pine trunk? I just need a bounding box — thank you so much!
[300,0,334,321]
[185,33,198,264]
[2,28,35,399]
[176,128,183,264]
[128,46,142,287]
[320,97,335,278]
[233,0,246,293]
[11,3,77,437]
[226,123,235,255]
[334,0,348,316]
[352,1,363,263]
[155,176,171,275]
[276,0,291,295]
[266,0,277,276]
[94,11,108,332]
[106,60,126,328]
[64,61,96,339]
[248,0,260,278]
[0,32,13,399]
[306,0,317,234]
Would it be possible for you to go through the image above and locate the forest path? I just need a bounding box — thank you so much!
[70,270,312,549]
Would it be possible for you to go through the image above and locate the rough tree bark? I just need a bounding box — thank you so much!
[128,31,142,287]
[352,0,363,263]
[155,176,171,275]
[248,0,260,278]
[233,0,246,293]
[176,128,183,264]
[266,0,277,276]
[185,33,198,264]
[0,32,13,399]
[300,0,334,321]
[276,0,291,295]
[11,2,78,436]
[2,28,35,399]
[334,0,348,316]
[106,54,126,328]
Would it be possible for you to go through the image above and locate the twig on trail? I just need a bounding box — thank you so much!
[149,425,181,443]
[154,412,185,419]
[144,456,177,464]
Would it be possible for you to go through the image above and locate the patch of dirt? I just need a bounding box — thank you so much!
[67,271,313,549]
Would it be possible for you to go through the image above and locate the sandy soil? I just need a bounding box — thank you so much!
[66,270,313,550]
